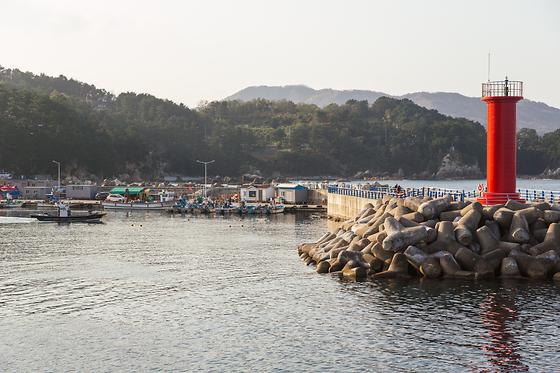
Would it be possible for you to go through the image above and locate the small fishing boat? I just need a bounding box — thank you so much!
[0,201,24,209]
[31,212,106,223]
[215,206,239,214]
[266,204,285,214]
[31,201,105,223]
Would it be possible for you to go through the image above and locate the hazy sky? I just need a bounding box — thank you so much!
[2,0,559,107]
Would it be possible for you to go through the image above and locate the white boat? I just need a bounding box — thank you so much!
[102,189,176,210]
[0,201,24,209]
[268,205,285,214]
[102,201,174,210]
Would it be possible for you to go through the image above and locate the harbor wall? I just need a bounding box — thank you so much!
[327,193,375,220]
[307,189,328,205]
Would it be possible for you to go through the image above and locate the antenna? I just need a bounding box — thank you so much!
[487,51,490,82]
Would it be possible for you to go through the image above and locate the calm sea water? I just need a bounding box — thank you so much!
[1,210,560,372]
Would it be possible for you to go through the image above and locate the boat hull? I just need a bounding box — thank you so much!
[0,202,24,209]
[31,212,106,222]
[269,207,285,214]
[102,201,174,210]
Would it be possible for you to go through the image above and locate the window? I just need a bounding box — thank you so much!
[249,191,257,198]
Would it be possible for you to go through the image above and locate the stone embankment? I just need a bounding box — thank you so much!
[298,195,560,282]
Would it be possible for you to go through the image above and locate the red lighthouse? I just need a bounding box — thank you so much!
[477,78,524,205]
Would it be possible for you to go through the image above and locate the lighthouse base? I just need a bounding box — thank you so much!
[477,192,525,206]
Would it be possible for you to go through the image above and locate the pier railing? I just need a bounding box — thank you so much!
[517,188,560,204]
[328,186,560,204]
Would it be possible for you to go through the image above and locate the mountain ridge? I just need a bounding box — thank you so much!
[226,85,560,134]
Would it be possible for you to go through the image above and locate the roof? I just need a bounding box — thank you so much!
[277,183,307,190]
[110,187,146,195]
[240,184,273,190]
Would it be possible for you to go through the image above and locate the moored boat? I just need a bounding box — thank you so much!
[215,206,238,214]
[101,187,176,210]
[102,201,173,210]
[0,201,24,209]
[267,205,285,214]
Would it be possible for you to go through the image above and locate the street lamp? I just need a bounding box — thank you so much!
[52,160,61,194]
[196,160,214,198]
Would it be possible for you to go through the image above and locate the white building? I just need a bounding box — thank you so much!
[276,183,308,204]
[66,185,98,200]
[239,185,275,202]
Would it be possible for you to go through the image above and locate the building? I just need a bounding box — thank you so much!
[239,185,275,202]
[66,185,98,200]
[21,186,52,200]
[276,183,308,204]
[12,179,55,190]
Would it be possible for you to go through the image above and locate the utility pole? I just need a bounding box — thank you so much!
[52,160,61,195]
[196,160,215,198]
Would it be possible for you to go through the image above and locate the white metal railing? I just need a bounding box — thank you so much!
[327,186,469,202]
[328,186,560,204]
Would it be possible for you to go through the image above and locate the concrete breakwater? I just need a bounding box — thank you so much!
[328,192,380,220]
[298,195,560,282]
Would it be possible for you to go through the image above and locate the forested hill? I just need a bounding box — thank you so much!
[227,85,560,134]
[1,67,559,180]
[0,66,113,109]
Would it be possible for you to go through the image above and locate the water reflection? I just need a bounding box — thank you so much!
[340,279,535,371]
[480,282,528,372]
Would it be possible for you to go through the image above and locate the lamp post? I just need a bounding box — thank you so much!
[52,160,61,195]
[196,160,214,198]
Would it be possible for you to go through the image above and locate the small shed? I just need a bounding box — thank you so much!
[240,185,275,202]
[66,185,98,200]
[276,183,308,204]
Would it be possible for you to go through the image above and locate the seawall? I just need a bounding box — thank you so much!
[327,193,375,220]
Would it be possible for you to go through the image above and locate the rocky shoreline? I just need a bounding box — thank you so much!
[298,195,560,282]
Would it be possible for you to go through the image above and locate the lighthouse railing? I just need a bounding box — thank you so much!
[482,80,523,97]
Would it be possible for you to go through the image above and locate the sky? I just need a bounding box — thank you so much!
[1,0,559,108]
